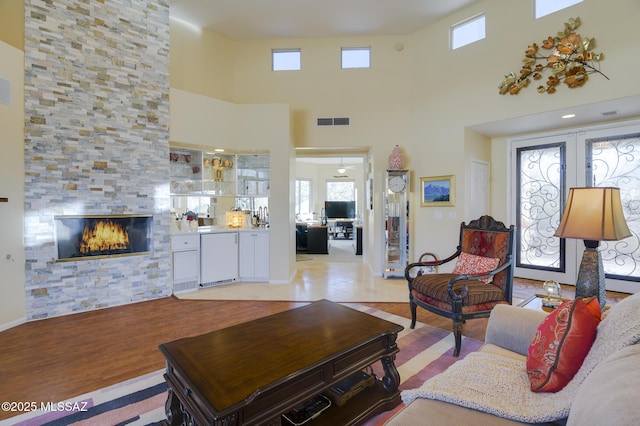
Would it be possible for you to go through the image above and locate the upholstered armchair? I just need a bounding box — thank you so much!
[405,215,515,356]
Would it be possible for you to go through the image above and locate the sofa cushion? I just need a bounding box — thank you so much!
[485,304,548,356]
[567,343,640,426]
[399,292,640,423]
[384,398,534,425]
[451,252,500,282]
[526,297,601,392]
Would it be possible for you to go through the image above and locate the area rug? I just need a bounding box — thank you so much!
[4,305,482,426]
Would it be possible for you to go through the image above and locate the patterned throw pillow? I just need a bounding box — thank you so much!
[527,297,601,392]
[451,252,500,283]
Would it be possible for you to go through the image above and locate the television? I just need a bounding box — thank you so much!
[324,201,356,219]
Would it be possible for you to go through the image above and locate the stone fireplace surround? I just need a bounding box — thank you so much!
[23,0,171,320]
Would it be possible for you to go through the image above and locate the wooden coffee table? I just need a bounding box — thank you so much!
[159,299,404,425]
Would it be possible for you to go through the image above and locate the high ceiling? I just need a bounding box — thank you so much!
[170,0,480,40]
[169,1,640,137]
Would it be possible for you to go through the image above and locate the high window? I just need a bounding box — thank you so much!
[272,49,301,71]
[535,0,582,19]
[450,14,485,50]
[341,47,370,69]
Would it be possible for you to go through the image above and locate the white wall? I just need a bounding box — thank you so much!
[170,89,294,282]
[0,41,26,328]
[169,0,640,273]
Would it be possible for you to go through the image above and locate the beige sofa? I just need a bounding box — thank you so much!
[384,291,640,425]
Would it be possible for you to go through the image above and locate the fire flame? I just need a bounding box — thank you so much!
[80,220,130,254]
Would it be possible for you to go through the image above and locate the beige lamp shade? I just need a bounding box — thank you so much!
[554,187,631,241]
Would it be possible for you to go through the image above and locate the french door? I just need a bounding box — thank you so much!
[510,122,640,293]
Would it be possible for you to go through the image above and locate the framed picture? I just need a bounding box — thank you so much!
[420,175,455,207]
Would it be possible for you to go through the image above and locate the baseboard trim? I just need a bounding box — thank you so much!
[0,316,27,332]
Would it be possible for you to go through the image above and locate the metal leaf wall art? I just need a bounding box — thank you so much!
[499,17,608,95]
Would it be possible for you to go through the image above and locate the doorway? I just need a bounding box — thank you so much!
[510,121,640,293]
[295,150,368,262]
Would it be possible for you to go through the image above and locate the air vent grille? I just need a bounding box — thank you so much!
[316,117,350,126]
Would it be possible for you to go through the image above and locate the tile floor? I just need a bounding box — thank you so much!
[178,238,629,306]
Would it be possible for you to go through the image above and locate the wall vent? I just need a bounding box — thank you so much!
[316,117,350,126]
[200,278,236,288]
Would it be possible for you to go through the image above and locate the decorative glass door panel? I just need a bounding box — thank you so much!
[511,135,577,284]
[511,122,640,293]
[585,131,640,285]
[516,143,566,271]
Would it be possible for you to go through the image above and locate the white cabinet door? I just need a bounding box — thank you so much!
[171,234,200,292]
[201,233,238,285]
[239,232,269,280]
[254,232,269,278]
[173,250,199,289]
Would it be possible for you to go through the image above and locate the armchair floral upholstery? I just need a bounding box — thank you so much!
[405,215,515,356]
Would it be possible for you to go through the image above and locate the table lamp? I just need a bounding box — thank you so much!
[554,187,631,309]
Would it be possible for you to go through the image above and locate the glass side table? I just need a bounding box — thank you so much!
[520,294,609,313]
[520,294,567,313]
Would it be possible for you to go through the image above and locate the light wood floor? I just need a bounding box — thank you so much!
[0,275,627,422]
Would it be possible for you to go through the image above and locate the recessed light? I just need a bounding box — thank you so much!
[214,148,225,152]
[561,114,576,119]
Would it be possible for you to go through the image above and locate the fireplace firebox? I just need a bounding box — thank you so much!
[54,215,153,262]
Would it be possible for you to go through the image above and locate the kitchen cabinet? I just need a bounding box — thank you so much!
[200,232,238,287]
[239,231,269,281]
[171,234,200,293]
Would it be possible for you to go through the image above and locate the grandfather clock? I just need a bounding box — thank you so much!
[383,170,410,278]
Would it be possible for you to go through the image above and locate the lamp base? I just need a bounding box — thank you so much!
[575,242,606,309]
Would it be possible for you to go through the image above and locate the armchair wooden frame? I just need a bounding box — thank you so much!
[404,215,515,356]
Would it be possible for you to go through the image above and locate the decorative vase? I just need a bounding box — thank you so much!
[388,145,404,170]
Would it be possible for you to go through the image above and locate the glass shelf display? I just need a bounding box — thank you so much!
[237,154,270,196]
[169,146,270,223]
[383,170,410,278]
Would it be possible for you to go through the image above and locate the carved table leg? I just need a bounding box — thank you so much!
[164,381,184,426]
[380,353,401,393]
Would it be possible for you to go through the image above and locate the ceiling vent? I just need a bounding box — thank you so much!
[601,110,618,116]
[316,117,350,126]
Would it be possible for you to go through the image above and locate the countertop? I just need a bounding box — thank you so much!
[171,226,269,236]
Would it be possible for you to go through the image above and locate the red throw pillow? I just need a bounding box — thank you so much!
[451,252,500,283]
[526,297,601,392]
